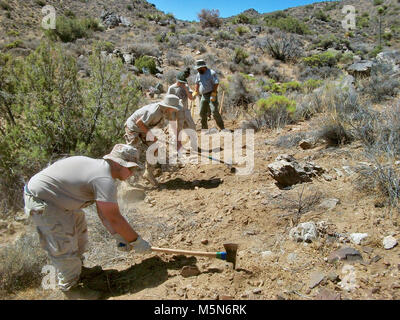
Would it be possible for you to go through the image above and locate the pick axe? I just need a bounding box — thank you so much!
[151,243,239,269]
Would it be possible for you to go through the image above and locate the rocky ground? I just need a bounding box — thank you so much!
[2,112,399,300]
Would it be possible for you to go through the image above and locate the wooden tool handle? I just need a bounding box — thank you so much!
[151,247,217,259]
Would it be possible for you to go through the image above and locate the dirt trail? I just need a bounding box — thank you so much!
[4,117,400,300]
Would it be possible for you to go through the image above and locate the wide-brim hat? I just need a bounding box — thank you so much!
[158,94,183,111]
[194,59,207,70]
[103,144,144,169]
[176,71,188,84]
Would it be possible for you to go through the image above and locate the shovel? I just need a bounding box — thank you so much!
[151,243,238,269]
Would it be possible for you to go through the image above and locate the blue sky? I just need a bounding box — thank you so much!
[149,0,333,21]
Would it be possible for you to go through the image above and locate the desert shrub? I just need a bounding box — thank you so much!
[263,80,302,95]
[313,9,330,22]
[183,55,195,68]
[233,47,249,64]
[166,51,181,67]
[362,63,400,102]
[235,25,250,36]
[0,1,11,11]
[232,13,255,25]
[374,0,384,5]
[128,43,161,58]
[0,41,142,214]
[4,39,23,50]
[162,69,178,86]
[215,31,234,41]
[0,232,48,294]
[45,16,103,42]
[264,12,310,35]
[356,13,370,28]
[369,45,383,58]
[310,35,350,51]
[256,95,296,129]
[298,66,343,81]
[256,32,303,62]
[198,9,222,29]
[302,51,339,68]
[224,73,255,111]
[134,55,157,74]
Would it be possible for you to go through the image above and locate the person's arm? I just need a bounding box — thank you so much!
[96,201,138,242]
[136,118,157,142]
[185,84,193,100]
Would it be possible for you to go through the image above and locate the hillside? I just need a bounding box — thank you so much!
[0,0,399,301]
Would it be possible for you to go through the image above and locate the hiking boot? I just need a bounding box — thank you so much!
[62,284,103,300]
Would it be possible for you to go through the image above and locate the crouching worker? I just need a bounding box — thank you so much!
[23,144,152,300]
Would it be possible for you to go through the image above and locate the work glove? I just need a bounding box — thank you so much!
[193,91,199,98]
[113,234,152,254]
[210,91,217,102]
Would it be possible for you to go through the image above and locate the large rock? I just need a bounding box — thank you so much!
[268,154,325,187]
[347,60,373,77]
[289,222,318,243]
[376,50,400,74]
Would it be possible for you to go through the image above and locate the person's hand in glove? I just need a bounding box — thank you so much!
[113,234,152,254]
[210,91,217,102]
[192,91,199,98]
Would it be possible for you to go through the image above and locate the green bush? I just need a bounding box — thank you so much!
[256,95,296,128]
[45,16,103,42]
[369,45,383,58]
[374,0,384,5]
[233,47,249,64]
[232,13,257,25]
[263,80,302,94]
[0,41,142,214]
[302,51,339,68]
[313,9,330,22]
[135,55,157,74]
[302,79,323,92]
[264,13,310,35]
[235,25,250,36]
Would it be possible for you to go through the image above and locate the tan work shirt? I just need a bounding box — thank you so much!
[27,156,118,210]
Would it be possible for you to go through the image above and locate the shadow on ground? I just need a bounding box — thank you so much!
[81,255,197,299]
[158,178,222,190]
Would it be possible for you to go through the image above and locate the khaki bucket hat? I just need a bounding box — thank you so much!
[158,94,183,111]
[103,144,144,169]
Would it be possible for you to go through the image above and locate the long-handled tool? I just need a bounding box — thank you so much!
[193,148,237,173]
[151,243,238,269]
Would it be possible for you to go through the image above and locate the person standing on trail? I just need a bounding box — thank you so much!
[167,71,196,132]
[23,144,152,300]
[124,94,183,187]
[193,59,225,131]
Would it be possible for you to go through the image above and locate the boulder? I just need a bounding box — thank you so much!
[289,222,318,243]
[347,60,373,77]
[268,154,325,187]
[123,53,134,65]
[376,50,400,74]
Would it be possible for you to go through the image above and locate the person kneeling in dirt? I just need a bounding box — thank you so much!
[124,94,183,187]
[23,144,152,300]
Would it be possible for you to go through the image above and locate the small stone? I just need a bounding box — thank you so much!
[299,140,313,150]
[319,198,340,211]
[371,287,380,294]
[322,174,333,182]
[383,236,398,250]
[309,271,325,289]
[181,265,201,278]
[327,272,340,283]
[315,288,341,300]
[327,247,363,264]
[289,222,318,243]
[253,288,262,294]
[350,233,369,245]
[261,251,273,258]
[219,295,233,300]
[201,239,209,245]
[370,255,382,264]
